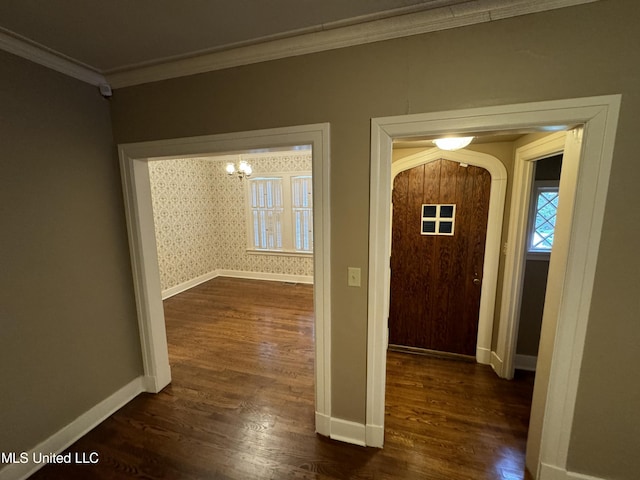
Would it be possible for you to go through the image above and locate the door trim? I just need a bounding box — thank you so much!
[391,148,507,365]
[495,131,567,379]
[118,123,332,436]
[366,95,620,479]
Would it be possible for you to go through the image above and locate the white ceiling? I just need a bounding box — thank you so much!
[0,0,598,87]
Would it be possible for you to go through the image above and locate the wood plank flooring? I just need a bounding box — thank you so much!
[31,277,534,480]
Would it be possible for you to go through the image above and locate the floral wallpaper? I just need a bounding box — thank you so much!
[148,150,313,292]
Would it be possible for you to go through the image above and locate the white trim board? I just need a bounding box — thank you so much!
[366,94,621,480]
[0,29,106,87]
[118,123,332,437]
[161,270,219,299]
[216,270,314,285]
[496,131,568,380]
[0,377,144,480]
[0,1,598,89]
[329,418,367,447]
[539,463,606,480]
[161,270,314,300]
[105,0,599,88]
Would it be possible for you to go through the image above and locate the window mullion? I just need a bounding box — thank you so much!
[281,174,293,251]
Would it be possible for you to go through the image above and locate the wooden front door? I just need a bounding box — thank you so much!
[389,159,491,356]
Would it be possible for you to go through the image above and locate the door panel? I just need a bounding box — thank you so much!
[389,159,491,356]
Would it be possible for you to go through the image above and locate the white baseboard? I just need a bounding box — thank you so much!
[476,347,491,365]
[365,423,384,448]
[217,270,313,285]
[315,412,331,437]
[491,350,504,376]
[329,418,367,447]
[539,462,606,480]
[161,270,219,299]
[515,354,538,372]
[0,377,145,480]
[162,269,314,299]
[316,414,371,448]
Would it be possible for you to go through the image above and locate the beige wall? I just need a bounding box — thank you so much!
[148,151,314,292]
[0,51,141,455]
[517,260,549,357]
[109,1,640,478]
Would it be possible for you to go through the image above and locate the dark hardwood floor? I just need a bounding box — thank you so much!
[31,277,534,479]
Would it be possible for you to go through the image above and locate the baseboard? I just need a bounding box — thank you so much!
[476,347,491,365]
[217,270,314,285]
[539,462,606,480]
[365,423,384,448]
[162,269,314,299]
[329,418,367,447]
[316,414,370,448]
[0,377,145,480]
[490,350,504,376]
[315,412,331,437]
[515,354,538,372]
[143,372,171,393]
[161,270,219,299]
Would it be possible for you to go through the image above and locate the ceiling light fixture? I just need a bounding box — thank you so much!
[433,136,474,151]
[225,160,252,179]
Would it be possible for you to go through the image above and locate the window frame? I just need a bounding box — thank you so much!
[420,203,456,236]
[245,172,313,256]
[527,180,559,260]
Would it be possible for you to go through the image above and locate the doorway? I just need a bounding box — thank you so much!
[118,123,332,438]
[389,154,503,359]
[366,96,620,478]
[146,147,315,299]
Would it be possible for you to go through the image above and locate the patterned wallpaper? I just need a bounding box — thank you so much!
[148,151,313,292]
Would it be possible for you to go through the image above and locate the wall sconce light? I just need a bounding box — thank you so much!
[433,136,474,151]
[225,160,253,179]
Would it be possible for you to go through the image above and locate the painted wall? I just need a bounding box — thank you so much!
[109,1,640,478]
[0,51,141,456]
[516,261,549,357]
[148,151,313,292]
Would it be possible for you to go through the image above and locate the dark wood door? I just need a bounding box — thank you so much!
[389,159,491,356]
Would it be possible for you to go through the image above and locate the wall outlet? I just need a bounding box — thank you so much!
[348,267,361,287]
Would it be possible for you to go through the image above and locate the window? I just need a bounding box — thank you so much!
[421,204,456,236]
[249,177,284,250]
[528,182,559,254]
[291,176,313,252]
[247,173,313,254]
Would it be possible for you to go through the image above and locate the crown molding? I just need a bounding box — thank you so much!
[0,28,107,87]
[105,0,598,88]
[0,0,598,89]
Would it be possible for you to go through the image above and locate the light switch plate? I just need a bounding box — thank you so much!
[348,267,361,287]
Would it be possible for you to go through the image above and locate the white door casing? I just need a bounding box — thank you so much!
[367,95,620,480]
[496,130,568,380]
[118,123,332,436]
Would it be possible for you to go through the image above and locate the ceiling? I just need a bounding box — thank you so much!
[0,0,597,87]
[0,0,470,72]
